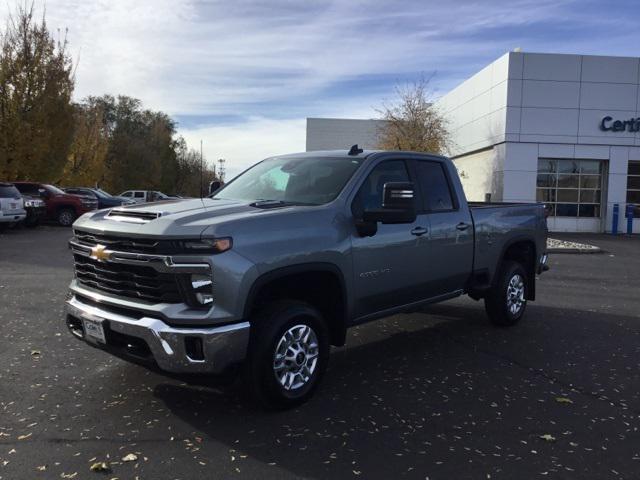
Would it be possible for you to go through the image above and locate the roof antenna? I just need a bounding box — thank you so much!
[348,144,363,156]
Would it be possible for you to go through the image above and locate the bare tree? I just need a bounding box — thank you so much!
[376,76,450,154]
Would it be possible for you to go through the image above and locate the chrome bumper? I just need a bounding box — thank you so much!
[65,295,250,374]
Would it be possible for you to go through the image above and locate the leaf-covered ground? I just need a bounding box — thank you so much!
[1,228,639,479]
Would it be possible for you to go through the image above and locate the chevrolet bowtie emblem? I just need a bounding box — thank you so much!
[90,244,111,262]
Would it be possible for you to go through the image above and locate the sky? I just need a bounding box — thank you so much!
[2,0,640,178]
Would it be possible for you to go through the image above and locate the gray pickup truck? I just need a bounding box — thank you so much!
[65,148,548,408]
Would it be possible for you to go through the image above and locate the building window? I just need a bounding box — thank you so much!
[536,159,603,217]
[627,161,640,218]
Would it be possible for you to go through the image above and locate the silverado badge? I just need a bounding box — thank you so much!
[90,244,111,262]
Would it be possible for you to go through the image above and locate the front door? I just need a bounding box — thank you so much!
[350,159,434,318]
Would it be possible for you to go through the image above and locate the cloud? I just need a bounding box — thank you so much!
[179,117,306,179]
[2,0,640,170]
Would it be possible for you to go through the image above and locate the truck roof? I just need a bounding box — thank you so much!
[275,148,448,162]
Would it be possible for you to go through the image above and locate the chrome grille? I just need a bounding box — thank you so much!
[74,231,160,254]
[73,253,182,303]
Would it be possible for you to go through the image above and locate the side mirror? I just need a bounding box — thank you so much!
[209,180,222,195]
[363,182,417,224]
[38,188,49,198]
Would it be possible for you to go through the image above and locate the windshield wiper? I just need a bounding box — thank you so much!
[250,199,314,208]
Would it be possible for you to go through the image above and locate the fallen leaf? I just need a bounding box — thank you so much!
[17,433,32,440]
[122,453,138,462]
[90,462,111,473]
[539,434,556,442]
[31,350,41,356]
[36,465,47,471]
[555,397,573,404]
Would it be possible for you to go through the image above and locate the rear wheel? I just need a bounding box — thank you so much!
[57,208,76,226]
[484,260,528,326]
[244,300,329,409]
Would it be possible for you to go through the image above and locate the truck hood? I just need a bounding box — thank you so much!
[72,198,292,238]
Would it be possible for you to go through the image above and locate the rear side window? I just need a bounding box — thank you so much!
[0,185,20,198]
[352,160,410,216]
[134,192,144,198]
[414,161,454,212]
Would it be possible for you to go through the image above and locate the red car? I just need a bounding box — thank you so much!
[13,182,98,226]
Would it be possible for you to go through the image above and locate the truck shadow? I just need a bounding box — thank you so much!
[153,302,640,479]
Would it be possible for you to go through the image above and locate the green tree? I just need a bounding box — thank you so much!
[0,3,75,181]
[62,99,109,186]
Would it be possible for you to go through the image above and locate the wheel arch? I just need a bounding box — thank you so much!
[244,263,349,346]
[497,236,537,300]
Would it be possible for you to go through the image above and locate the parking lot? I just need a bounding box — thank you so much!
[1,227,639,479]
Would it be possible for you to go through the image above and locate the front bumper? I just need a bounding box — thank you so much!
[65,294,250,374]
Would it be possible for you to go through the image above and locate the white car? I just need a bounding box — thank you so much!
[0,182,26,229]
[118,190,171,203]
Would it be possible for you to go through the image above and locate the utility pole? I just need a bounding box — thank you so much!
[200,139,203,197]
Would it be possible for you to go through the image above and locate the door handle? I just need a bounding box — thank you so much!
[411,226,428,236]
[456,222,470,231]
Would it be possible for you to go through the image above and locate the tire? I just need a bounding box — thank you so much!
[57,208,76,227]
[484,260,528,327]
[244,300,330,410]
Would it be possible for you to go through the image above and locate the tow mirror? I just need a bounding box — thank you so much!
[361,182,417,225]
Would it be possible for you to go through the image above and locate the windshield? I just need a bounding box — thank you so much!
[45,184,66,195]
[213,156,363,205]
[93,188,111,198]
[0,185,20,198]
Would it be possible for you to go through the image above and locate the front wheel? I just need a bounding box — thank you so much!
[57,208,76,226]
[244,300,329,409]
[484,260,528,326]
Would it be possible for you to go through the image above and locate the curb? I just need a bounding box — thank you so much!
[547,247,603,254]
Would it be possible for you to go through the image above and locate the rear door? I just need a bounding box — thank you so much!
[411,158,474,294]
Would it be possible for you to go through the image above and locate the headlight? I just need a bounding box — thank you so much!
[181,237,232,253]
[190,273,213,305]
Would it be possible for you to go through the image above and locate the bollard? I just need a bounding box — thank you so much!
[627,204,635,235]
[612,203,619,235]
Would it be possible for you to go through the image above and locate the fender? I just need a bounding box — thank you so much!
[243,261,349,324]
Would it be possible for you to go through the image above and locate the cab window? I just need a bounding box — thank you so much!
[352,160,410,216]
[414,161,454,212]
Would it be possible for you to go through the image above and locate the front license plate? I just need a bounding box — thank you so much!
[82,318,106,344]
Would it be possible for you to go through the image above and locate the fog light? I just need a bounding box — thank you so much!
[195,292,213,305]
[190,274,213,306]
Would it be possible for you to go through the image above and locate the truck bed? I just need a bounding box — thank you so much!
[468,201,547,286]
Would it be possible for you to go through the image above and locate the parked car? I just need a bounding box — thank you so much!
[64,187,135,209]
[21,194,46,227]
[0,182,26,230]
[118,190,171,203]
[14,182,98,226]
[65,147,548,408]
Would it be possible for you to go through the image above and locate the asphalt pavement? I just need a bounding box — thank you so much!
[1,227,639,479]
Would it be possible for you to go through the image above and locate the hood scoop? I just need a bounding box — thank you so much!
[106,208,162,223]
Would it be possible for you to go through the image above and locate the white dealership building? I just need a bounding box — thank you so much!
[306,51,640,233]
